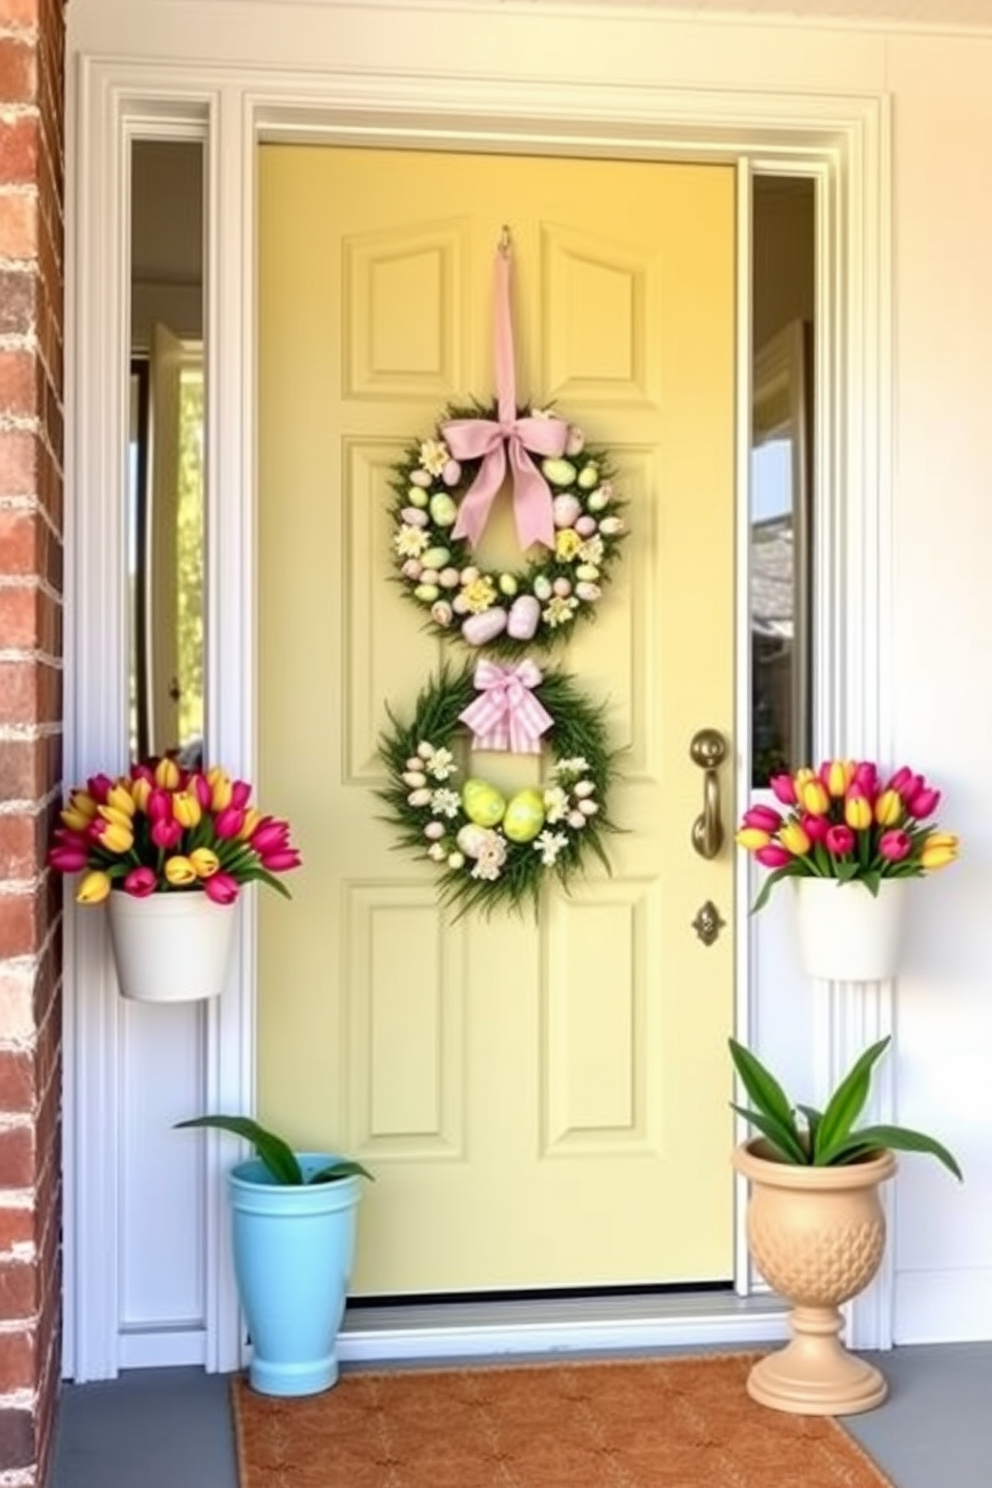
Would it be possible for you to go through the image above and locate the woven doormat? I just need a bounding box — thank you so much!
[232,1352,896,1487]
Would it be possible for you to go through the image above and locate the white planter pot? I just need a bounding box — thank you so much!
[106,890,237,1002]
[792,876,909,982]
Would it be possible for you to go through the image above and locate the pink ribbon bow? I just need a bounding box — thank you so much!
[458,660,554,754]
[442,245,569,552]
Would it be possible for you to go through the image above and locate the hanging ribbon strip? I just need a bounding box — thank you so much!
[441,238,569,551]
[458,660,555,754]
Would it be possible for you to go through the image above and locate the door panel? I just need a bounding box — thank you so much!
[258,146,736,1294]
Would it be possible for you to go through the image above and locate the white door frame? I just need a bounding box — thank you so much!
[64,52,893,1378]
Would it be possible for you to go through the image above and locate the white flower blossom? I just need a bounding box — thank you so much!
[578,535,605,566]
[534,829,570,867]
[470,831,507,881]
[419,439,449,476]
[425,747,456,781]
[542,594,579,628]
[395,525,430,559]
[430,788,461,819]
[543,785,569,825]
[554,757,590,779]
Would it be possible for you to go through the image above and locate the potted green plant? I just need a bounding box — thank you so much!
[729,1034,961,1417]
[735,757,959,979]
[176,1114,373,1397]
[47,756,301,1001]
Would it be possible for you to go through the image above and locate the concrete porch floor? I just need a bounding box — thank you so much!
[52,1341,992,1487]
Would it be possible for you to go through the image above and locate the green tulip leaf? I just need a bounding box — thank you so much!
[814,1036,891,1164]
[795,1103,823,1148]
[728,1038,798,1135]
[175,1114,303,1185]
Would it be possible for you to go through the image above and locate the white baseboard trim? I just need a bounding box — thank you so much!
[894,1269,992,1345]
[118,1327,208,1369]
[336,1291,790,1365]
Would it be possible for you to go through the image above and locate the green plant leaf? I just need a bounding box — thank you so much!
[728,1038,798,1134]
[813,1036,891,1164]
[796,1103,823,1148]
[750,863,800,914]
[174,1114,303,1185]
[307,1159,376,1185]
[731,1103,809,1165]
[830,1124,963,1181]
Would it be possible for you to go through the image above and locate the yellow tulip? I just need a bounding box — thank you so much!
[874,788,902,827]
[106,782,136,817]
[736,827,771,851]
[780,821,812,855]
[793,766,816,789]
[130,776,152,813]
[920,833,959,870]
[76,870,111,905]
[825,759,855,797]
[154,757,181,790]
[173,792,203,829]
[844,791,873,831]
[207,767,233,812]
[61,791,98,832]
[238,807,262,842]
[798,779,830,816]
[95,817,134,854]
[189,848,220,879]
[164,855,198,886]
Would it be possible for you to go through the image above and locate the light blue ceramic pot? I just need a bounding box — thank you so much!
[228,1153,363,1397]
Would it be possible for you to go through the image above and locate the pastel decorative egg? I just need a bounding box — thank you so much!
[565,426,585,456]
[414,583,440,604]
[541,457,577,488]
[407,486,429,507]
[577,463,600,490]
[552,494,582,528]
[455,824,490,858]
[462,778,506,828]
[461,608,508,646]
[507,594,541,640]
[430,600,453,626]
[574,515,598,538]
[401,559,423,580]
[429,493,458,527]
[410,469,433,488]
[441,459,462,487]
[401,506,429,526]
[421,546,451,571]
[552,577,572,598]
[599,516,625,536]
[533,575,553,601]
[576,581,602,603]
[439,567,460,589]
[498,572,519,597]
[502,788,546,844]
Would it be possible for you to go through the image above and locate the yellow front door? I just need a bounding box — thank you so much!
[257,146,736,1294]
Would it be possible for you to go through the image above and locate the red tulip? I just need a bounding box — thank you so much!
[249,816,291,855]
[231,780,253,810]
[87,773,114,804]
[825,824,855,855]
[189,773,212,809]
[801,812,830,844]
[151,817,183,850]
[853,761,879,798]
[48,843,90,873]
[204,871,239,905]
[123,867,158,897]
[214,806,246,840]
[878,829,912,863]
[147,787,173,823]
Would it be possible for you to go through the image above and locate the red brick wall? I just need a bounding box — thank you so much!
[0,0,65,1483]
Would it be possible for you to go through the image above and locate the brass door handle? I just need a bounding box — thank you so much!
[690,728,727,859]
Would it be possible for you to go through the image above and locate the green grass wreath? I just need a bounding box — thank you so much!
[389,400,628,657]
[377,662,621,917]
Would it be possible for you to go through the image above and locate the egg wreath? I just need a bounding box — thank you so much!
[377,661,620,918]
[389,400,628,657]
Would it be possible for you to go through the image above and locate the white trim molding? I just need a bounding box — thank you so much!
[65,38,892,1376]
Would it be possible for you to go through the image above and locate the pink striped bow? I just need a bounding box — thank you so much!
[442,246,568,552]
[458,660,554,754]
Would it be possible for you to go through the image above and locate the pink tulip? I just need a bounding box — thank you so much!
[189,773,212,809]
[123,867,158,897]
[260,848,302,874]
[801,812,830,844]
[87,773,114,804]
[147,787,173,823]
[130,763,155,785]
[756,844,792,869]
[214,806,246,840]
[151,817,183,850]
[249,816,291,855]
[853,761,879,798]
[769,774,797,806]
[742,805,782,833]
[905,785,940,819]
[48,843,90,873]
[231,780,253,810]
[878,829,912,863]
[887,766,922,799]
[204,871,240,905]
[825,824,855,855]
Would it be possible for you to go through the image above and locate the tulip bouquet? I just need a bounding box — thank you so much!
[737,759,959,912]
[48,757,302,905]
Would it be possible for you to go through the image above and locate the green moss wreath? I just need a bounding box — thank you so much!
[377,662,620,917]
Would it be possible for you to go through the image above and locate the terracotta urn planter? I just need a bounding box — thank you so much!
[733,1138,897,1415]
